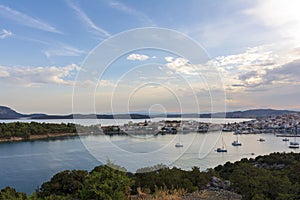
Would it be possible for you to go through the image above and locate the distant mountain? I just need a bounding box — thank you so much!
[0,106,298,120]
[209,109,296,119]
[0,106,23,119]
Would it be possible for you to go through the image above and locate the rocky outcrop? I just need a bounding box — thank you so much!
[208,176,231,190]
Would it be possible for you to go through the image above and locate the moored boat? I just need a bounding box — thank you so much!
[289,141,299,148]
[175,143,183,147]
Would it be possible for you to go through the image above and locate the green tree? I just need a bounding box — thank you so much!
[80,165,131,200]
[0,187,27,200]
[38,170,88,198]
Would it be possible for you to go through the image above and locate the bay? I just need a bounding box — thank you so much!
[0,118,299,194]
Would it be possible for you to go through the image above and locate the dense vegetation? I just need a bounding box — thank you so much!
[0,122,100,140]
[1,152,300,199]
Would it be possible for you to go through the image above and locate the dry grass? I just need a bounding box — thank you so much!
[130,188,186,200]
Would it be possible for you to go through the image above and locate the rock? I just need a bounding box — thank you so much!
[209,176,231,190]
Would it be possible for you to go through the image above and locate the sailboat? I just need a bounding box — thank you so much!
[217,134,227,152]
[289,134,299,148]
[175,128,183,148]
[232,133,242,146]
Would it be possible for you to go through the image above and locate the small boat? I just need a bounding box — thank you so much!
[197,125,208,133]
[258,138,265,142]
[175,143,183,147]
[217,135,227,153]
[232,134,242,146]
[251,153,255,155]
[222,127,232,132]
[232,140,242,146]
[175,131,183,147]
[289,141,299,149]
[216,147,227,152]
[282,138,289,142]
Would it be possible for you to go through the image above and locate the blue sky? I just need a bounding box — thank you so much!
[1,0,300,114]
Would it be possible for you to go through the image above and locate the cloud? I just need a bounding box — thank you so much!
[0,5,61,33]
[0,66,10,77]
[109,1,155,26]
[68,2,110,38]
[0,64,80,86]
[0,29,12,39]
[215,45,276,68]
[244,0,300,44]
[43,43,86,58]
[262,59,300,85]
[127,53,149,61]
[215,45,300,89]
[164,57,200,76]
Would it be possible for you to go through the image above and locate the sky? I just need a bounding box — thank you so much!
[0,0,300,114]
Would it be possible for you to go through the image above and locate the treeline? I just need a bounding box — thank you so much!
[1,152,300,199]
[0,122,100,139]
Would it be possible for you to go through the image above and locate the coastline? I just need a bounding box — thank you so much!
[0,132,81,143]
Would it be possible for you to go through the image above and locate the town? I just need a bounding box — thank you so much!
[99,112,300,136]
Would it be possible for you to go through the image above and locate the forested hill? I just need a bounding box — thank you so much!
[0,106,297,119]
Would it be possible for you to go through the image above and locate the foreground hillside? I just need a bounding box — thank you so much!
[1,152,299,200]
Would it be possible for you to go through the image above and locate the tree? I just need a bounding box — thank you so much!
[80,165,131,200]
[0,187,27,200]
[38,170,88,198]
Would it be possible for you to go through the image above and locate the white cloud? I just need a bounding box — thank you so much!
[244,0,300,44]
[68,2,110,38]
[214,45,300,88]
[0,29,12,39]
[165,57,200,76]
[109,1,155,26]
[164,56,173,62]
[43,43,86,58]
[127,53,149,61]
[0,64,80,86]
[0,66,10,77]
[0,5,61,33]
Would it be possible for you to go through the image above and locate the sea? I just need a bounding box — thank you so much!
[0,118,299,193]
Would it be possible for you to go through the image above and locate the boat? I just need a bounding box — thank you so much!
[222,127,232,132]
[232,134,242,146]
[175,142,183,148]
[216,134,227,153]
[282,138,289,142]
[289,141,299,148]
[216,147,227,152]
[197,125,208,133]
[258,138,265,142]
[175,129,183,147]
[232,140,242,146]
[288,132,299,148]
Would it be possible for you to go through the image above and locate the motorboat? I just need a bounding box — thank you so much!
[289,141,299,149]
[216,147,227,153]
[175,142,183,148]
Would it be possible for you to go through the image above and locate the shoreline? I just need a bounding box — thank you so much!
[0,132,82,143]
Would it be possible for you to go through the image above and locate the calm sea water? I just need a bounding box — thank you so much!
[0,118,299,194]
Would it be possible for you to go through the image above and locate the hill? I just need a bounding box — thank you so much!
[0,106,23,119]
[0,106,297,120]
